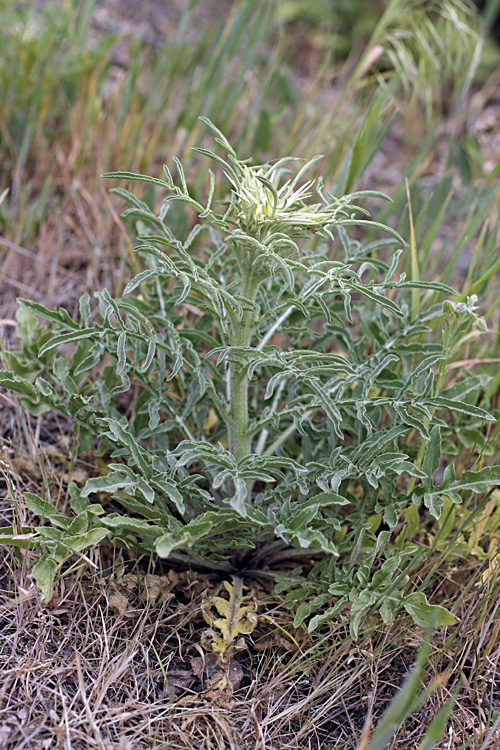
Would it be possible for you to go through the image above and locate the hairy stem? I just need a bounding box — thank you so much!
[227,261,260,463]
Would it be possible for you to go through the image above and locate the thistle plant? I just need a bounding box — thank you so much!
[1,119,499,633]
[164,121,404,469]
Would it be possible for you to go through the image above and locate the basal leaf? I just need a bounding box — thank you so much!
[65,527,110,553]
[403,592,458,628]
[24,493,71,530]
[155,519,214,557]
[32,557,58,603]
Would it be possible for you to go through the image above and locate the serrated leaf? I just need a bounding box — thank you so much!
[451,465,500,492]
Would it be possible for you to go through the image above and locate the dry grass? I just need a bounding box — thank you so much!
[1,442,500,749]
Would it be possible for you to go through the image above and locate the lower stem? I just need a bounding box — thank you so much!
[228,365,251,462]
[227,265,259,464]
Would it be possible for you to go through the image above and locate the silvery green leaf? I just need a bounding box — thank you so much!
[396,279,457,294]
[349,590,375,640]
[155,518,214,557]
[73,341,105,376]
[110,187,152,212]
[0,528,39,549]
[116,332,127,376]
[65,527,109,553]
[66,512,88,536]
[424,492,444,519]
[18,299,80,329]
[24,493,71,529]
[288,528,338,555]
[394,406,430,439]
[337,219,404,245]
[308,604,346,633]
[422,425,442,485]
[415,465,500,518]
[81,471,139,497]
[353,425,409,467]
[305,492,349,507]
[348,283,404,318]
[38,328,100,356]
[141,339,156,373]
[426,397,495,421]
[441,375,490,400]
[384,248,403,282]
[121,208,165,232]
[99,418,151,477]
[226,477,249,517]
[410,354,446,381]
[135,477,156,504]
[32,557,58,603]
[192,147,240,183]
[0,372,37,399]
[445,465,500,492]
[79,294,91,327]
[285,505,320,531]
[102,171,171,188]
[124,269,159,295]
[100,515,164,537]
[151,478,185,514]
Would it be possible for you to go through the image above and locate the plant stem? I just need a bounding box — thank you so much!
[227,261,259,463]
